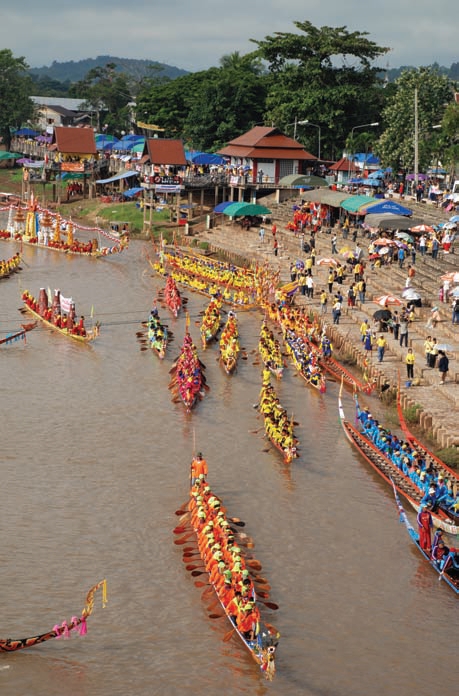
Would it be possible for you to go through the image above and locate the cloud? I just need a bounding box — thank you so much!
[1,1,458,73]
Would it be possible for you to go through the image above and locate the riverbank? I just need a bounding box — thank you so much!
[193,194,459,462]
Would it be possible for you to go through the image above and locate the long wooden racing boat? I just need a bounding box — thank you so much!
[0,580,107,652]
[21,290,99,343]
[258,321,283,379]
[258,380,298,463]
[392,484,459,594]
[200,296,222,348]
[219,311,240,375]
[0,322,36,346]
[0,251,21,279]
[149,256,259,310]
[169,329,207,411]
[338,394,458,535]
[179,475,278,679]
[283,329,326,393]
[163,275,183,318]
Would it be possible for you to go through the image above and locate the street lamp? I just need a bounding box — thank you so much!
[347,122,379,180]
[299,120,321,160]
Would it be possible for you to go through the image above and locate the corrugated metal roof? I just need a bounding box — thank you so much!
[32,96,88,111]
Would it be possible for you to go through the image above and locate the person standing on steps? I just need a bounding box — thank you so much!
[399,315,409,347]
[438,350,449,384]
[273,238,278,257]
[259,226,265,244]
[392,311,400,341]
[376,334,387,363]
[405,348,415,380]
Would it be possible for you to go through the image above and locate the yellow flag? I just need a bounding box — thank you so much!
[90,305,94,318]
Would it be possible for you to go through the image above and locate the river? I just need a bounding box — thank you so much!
[0,236,456,695]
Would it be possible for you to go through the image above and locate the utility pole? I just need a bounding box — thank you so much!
[414,87,419,187]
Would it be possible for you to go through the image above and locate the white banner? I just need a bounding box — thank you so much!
[155,184,182,193]
[60,295,73,313]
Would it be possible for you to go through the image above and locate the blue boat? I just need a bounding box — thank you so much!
[392,482,459,594]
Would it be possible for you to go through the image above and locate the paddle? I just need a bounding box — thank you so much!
[173,525,189,534]
[258,599,279,611]
[174,532,195,545]
[223,626,236,643]
[209,613,224,620]
[194,580,208,588]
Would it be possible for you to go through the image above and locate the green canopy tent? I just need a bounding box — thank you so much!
[222,202,271,217]
[279,174,328,187]
[0,151,21,160]
[340,195,375,213]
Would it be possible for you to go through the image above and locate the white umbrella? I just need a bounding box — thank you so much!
[402,288,421,300]
[317,258,338,267]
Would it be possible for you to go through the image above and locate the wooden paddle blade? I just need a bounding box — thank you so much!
[194,580,208,588]
[173,525,187,534]
[260,600,279,611]
[191,570,206,577]
[175,506,189,516]
[256,590,270,599]
[223,627,236,643]
[209,613,224,620]
[201,587,214,600]
[246,559,262,571]
[174,532,195,545]
[185,564,203,571]
[229,517,245,527]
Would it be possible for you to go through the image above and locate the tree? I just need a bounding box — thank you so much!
[136,52,267,150]
[69,63,133,134]
[376,67,452,173]
[0,49,35,147]
[252,21,389,159]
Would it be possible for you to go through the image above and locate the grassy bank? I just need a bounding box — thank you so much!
[0,168,172,236]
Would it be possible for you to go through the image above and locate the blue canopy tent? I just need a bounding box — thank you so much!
[15,127,39,137]
[122,187,144,198]
[186,151,226,165]
[362,200,414,216]
[214,201,234,213]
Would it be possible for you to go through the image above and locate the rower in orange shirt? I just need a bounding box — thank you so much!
[190,452,208,485]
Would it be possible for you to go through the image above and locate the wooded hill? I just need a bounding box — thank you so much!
[29,55,188,83]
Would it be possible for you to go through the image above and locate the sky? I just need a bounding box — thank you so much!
[2,1,458,74]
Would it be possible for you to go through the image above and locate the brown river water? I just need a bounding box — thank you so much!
[0,235,456,695]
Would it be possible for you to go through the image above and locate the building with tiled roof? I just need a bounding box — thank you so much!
[217,126,316,185]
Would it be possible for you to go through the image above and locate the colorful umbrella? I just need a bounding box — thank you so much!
[374,295,402,306]
[440,272,459,283]
[373,238,396,246]
[395,232,414,243]
[402,288,421,300]
[410,224,435,233]
[317,258,338,267]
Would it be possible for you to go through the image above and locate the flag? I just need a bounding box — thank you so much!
[47,287,52,304]
[60,295,73,313]
[90,305,94,319]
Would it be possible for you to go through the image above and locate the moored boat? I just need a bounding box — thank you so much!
[0,579,107,652]
[21,288,99,343]
[177,474,278,678]
[392,484,459,594]
[338,393,458,535]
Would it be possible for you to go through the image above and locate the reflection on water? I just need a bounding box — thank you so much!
[0,239,457,695]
